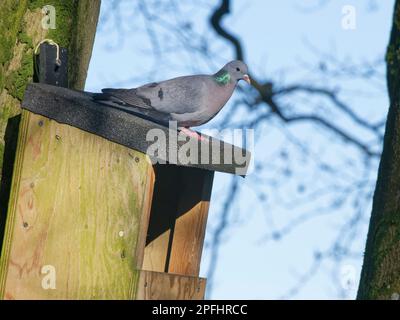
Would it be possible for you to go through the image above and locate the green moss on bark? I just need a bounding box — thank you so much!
[0,66,4,91]
[4,52,33,100]
[17,31,33,48]
[28,0,78,49]
[0,0,100,175]
[0,0,29,88]
[0,1,28,65]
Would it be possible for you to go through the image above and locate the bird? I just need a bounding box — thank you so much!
[92,60,250,139]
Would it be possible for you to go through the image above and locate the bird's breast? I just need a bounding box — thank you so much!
[206,83,236,114]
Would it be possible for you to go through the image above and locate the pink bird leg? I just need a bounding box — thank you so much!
[179,127,207,142]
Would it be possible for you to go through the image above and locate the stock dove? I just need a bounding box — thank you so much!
[93,60,250,136]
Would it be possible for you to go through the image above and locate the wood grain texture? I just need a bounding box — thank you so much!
[134,169,155,270]
[142,165,180,273]
[0,111,154,299]
[136,270,206,300]
[168,169,214,276]
[142,166,214,276]
[142,231,171,273]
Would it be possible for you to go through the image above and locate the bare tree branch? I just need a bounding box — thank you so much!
[210,0,381,158]
[210,0,244,61]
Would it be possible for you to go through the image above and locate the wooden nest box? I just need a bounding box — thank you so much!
[0,45,250,300]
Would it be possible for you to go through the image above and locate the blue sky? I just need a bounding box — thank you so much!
[86,0,395,299]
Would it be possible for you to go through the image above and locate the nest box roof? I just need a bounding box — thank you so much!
[22,83,251,176]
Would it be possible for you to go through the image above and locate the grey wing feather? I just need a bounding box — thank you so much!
[101,85,155,109]
[100,76,208,114]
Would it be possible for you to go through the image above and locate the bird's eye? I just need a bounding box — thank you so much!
[236,67,241,71]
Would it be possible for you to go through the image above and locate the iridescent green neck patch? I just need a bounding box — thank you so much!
[214,70,231,85]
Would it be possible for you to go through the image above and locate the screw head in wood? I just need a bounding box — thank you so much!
[38,120,44,127]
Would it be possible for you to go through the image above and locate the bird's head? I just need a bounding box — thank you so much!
[224,60,250,84]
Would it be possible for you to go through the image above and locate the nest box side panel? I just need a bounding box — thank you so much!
[135,270,206,300]
[142,165,214,277]
[142,165,181,273]
[0,111,154,299]
[168,168,213,276]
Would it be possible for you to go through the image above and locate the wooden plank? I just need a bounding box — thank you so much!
[0,112,30,297]
[0,111,154,299]
[142,231,170,273]
[0,115,21,252]
[142,165,180,272]
[142,166,214,277]
[168,168,214,276]
[135,270,205,300]
[134,165,155,270]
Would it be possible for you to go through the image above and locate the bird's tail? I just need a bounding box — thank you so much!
[92,92,110,100]
[92,91,127,105]
[91,92,171,127]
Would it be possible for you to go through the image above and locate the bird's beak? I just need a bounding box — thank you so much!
[243,74,251,84]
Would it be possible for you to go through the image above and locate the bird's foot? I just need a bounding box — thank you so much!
[179,127,207,142]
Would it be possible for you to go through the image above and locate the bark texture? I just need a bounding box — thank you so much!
[357,1,400,300]
[0,0,101,172]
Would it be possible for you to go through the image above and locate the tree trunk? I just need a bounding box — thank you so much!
[0,0,101,173]
[357,1,400,300]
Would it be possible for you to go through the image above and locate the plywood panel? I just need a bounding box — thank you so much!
[168,169,213,276]
[142,231,171,272]
[142,166,213,277]
[142,165,180,272]
[134,167,155,270]
[0,111,154,299]
[136,270,205,300]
